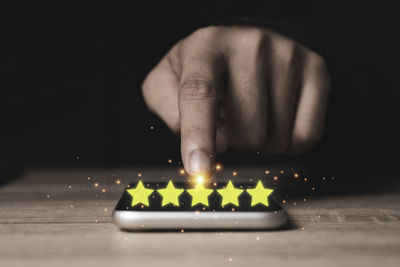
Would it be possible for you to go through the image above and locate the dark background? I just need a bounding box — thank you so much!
[2,1,399,181]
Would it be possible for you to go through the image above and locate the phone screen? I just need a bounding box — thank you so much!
[115,181,282,212]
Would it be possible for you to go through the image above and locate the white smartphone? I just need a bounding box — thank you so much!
[113,181,288,230]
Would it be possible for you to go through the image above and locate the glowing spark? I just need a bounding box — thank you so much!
[215,164,222,171]
[87,177,91,180]
[195,174,205,186]
[138,173,142,177]
[168,159,172,163]
[232,171,237,176]
[265,170,270,174]
[282,200,286,204]
[116,180,121,185]
[179,169,185,175]
[294,173,299,178]
[94,182,99,187]
[149,125,155,130]
[304,177,308,181]
[280,170,284,174]
[102,189,106,193]
[273,176,278,181]
[46,194,50,199]
[68,185,72,189]
[180,229,185,233]
[104,208,108,212]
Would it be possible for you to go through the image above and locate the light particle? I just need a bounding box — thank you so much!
[215,164,222,171]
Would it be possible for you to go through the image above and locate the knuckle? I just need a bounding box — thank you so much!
[191,26,221,41]
[275,38,298,66]
[244,28,265,43]
[180,79,216,99]
[309,52,327,69]
[239,28,267,52]
[307,52,331,92]
[309,52,329,76]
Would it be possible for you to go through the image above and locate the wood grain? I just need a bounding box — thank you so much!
[0,168,399,267]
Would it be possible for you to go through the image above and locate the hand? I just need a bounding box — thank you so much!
[142,26,330,175]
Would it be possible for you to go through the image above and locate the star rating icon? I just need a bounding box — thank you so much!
[187,184,214,207]
[246,180,274,207]
[217,180,243,207]
[157,180,184,207]
[126,180,274,208]
[127,180,154,207]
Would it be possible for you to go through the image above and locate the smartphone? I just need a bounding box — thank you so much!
[113,180,288,230]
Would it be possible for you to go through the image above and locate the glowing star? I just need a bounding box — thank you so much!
[127,180,154,207]
[187,184,213,207]
[216,180,243,207]
[246,180,274,207]
[157,180,184,207]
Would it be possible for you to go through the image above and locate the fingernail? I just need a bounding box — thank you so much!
[188,150,211,174]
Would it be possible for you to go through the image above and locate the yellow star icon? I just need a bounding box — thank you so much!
[216,180,243,207]
[157,180,184,207]
[246,180,274,207]
[127,180,154,207]
[187,184,213,207]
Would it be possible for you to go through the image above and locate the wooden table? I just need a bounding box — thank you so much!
[1,168,399,267]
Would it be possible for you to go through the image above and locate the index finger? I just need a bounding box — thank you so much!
[173,30,225,175]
